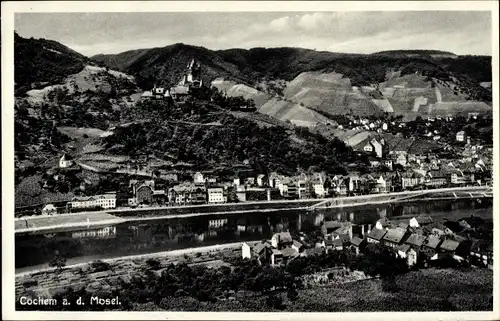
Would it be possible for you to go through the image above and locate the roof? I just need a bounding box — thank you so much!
[383,228,408,244]
[366,228,387,241]
[423,235,442,249]
[170,85,189,95]
[377,217,392,227]
[71,193,116,202]
[405,233,426,247]
[331,238,343,247]
[396,244,411,253]
[253,242,272,254]
[416,214,433,225]
[350,236,365,247]
[440,239,460,252]
[60,153,73,161]
[398,222,409,229]
[292,240,303,248]
[307,247,325,256]
[271,249,282,256]
[272,232,292,243]
[281,247,299,258]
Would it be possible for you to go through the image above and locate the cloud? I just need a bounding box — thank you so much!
[269,16,292,32]
[15,11,492,56]
[297,12,332,31]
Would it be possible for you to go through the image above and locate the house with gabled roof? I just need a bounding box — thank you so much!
[396,244,418,266]
[383,227,411,248]
[271,232,293,249]
[375,217,392,230]
[325,239,344,253]
[292,240,304,253]
[271,249,284,266]
[366,228,387,244]
[405,233,427,250]
[349,236,366,255]
[59,153,74,168]
[242,241,273,264]
[422,235,442,260]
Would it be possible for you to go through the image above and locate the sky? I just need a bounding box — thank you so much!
[14,11,492,57]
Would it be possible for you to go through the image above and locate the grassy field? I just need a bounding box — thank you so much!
[289,268,493,312]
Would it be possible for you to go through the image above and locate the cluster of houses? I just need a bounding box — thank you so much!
[241,213,493,270]
[43,151,490,215]
[358,214,493,269]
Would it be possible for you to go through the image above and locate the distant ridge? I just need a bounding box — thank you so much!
[372,49,457,56]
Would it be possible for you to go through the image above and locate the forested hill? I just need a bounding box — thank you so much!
[107,98,360,176]
[14,32,91,95]
[92,43,492,99]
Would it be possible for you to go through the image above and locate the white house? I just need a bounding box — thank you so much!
[242,242,252,259]
[69,192,117,210]
[456,131,466,142]
[193,172,205,184]
[375,176,388,193]
[59,154,74,168]
[257,174,266,187]
[41,204,57,216]
[409,217,420,228]
[397,245,418,267]
[313,182,326,197]
[207,187,225,204]
[371,138,383,158]
[363,143,373,153]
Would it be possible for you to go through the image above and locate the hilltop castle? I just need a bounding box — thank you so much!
[179,58,203,88]
[141,58,203,101]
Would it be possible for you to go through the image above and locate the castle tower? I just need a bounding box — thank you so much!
[186,58,201,83]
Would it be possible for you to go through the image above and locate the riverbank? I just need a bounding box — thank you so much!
[15,185,492,235]
[16,241,254,277]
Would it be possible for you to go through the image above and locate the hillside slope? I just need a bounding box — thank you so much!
[93,43,492,121]
[15,32,91,95]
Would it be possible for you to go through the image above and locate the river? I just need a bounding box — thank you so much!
[15,198,492,273]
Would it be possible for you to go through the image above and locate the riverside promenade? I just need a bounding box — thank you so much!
[15,186,492,235]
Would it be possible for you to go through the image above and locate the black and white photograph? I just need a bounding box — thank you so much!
[2,1,498,319]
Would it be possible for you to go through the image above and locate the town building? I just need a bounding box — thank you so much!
[68,192,117,210]
[193,172,205,185]
[456,131,466,142]
[271,232,293,249]
[59,154,74,168]
[366,228,387,244]
[41,204,57,216]
[256,174,267,187]
[396,244,418,266]
[382,227,411,248]
[207,187,225,204]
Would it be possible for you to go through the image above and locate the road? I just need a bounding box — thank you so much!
[15,186,492,235]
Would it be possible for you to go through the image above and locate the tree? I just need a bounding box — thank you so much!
[49,255,66,273]
[266,294,284,310]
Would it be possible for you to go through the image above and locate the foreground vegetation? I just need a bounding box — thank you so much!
[16,243,492,312]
